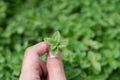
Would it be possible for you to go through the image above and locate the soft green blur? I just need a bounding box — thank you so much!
[0,0,120,80]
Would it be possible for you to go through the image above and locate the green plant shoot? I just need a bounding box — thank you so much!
[44,31,68,55]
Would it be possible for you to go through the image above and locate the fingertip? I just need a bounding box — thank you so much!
[27,41,50,56]
[39,41,50,50]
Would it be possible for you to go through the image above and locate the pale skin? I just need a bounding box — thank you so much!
[19,42,66,80]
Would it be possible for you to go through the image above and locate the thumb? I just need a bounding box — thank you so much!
[47,49,66,80]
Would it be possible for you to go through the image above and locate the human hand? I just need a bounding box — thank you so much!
[19,42,66,80]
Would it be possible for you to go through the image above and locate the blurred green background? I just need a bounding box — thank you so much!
[0,0,120,80]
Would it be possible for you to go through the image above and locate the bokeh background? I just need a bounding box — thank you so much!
[0,0,120,80]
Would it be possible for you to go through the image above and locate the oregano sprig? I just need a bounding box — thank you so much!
[44,31,68,55]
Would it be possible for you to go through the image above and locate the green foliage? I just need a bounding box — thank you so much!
[0,0,120,80]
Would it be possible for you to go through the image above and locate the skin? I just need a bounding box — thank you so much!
[19,42,66,80]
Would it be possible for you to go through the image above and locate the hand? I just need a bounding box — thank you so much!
[19,42,66,80]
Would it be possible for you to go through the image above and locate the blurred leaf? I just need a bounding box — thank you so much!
[88,51,101,73]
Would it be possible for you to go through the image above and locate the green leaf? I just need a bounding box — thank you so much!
[88,51,101,73]
[44,38,52,44]
[52,31,61,41]
[51,31,61,48]
[59,39,69,48]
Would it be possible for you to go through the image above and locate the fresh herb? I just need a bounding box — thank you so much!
[44,31,68,55]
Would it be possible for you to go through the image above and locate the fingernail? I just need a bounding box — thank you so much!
[49,52,56,58]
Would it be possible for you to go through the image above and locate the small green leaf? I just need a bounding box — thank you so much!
[52,31,61,42]
[59,39,69,48]
[51,31,61,48]
[44,38,52,44]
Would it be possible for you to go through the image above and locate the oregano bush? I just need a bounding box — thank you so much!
[0,0,120,80]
